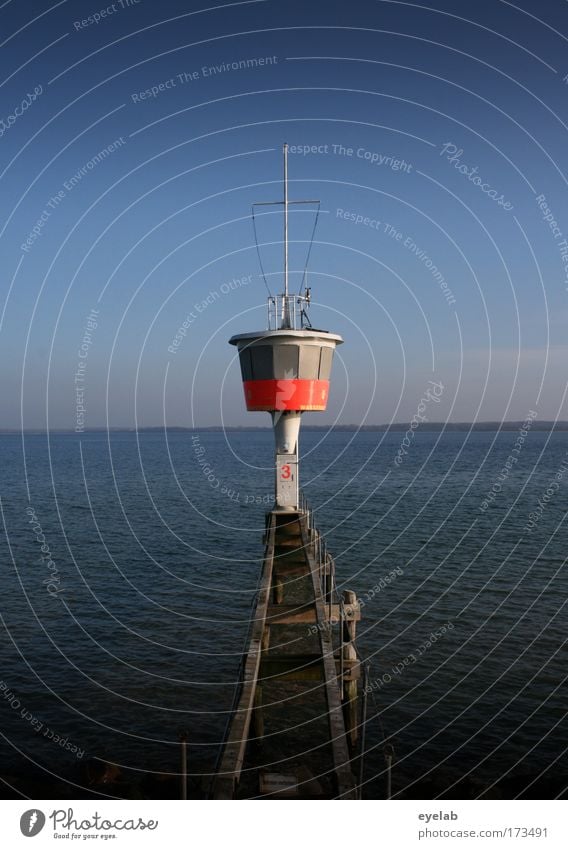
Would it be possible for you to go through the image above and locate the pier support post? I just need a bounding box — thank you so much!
[342,590,360,749]
[179,731,188,800]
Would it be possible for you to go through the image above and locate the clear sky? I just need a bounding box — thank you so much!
[1,0,568,428]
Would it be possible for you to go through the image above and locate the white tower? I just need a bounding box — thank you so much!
[229,145,343,510]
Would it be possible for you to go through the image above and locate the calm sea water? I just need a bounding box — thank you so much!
[1,429,567,798]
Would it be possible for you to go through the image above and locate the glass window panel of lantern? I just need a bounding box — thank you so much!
[274,345,299,378]
[299,345,321,379]
[318,347,334,380]
[239,348,253,381]
[250,345,274,380]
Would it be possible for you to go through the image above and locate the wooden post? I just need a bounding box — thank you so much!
[343,591,358,643]
[342,591,359,749]
[384,743,394,799]
[343,643,358,748]
[358,664,370,799]
[179,731,188,800]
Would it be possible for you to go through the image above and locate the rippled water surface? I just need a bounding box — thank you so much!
[1,430,566,798]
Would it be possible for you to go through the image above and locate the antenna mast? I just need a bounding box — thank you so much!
[251,145,320,330]
[284,142,289,299]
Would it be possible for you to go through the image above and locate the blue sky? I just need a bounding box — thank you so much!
[1,0,568,428]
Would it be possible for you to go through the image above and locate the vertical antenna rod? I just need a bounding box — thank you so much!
[283,142,289,299]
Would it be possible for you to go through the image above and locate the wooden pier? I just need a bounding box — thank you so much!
[211,503,362,799]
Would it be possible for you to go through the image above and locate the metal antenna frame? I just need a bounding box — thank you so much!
[252,144,320,330]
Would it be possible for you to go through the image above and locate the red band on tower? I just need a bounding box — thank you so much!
[243,379,330,411]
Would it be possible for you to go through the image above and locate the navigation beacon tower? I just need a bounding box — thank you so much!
[229,144,343,510]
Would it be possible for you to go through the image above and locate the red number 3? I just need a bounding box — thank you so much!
[281,464,291,479]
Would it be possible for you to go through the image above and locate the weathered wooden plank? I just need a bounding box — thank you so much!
[266,603,317,624]
[260,654,324,681]
[265,602,360,625]
[259,772,299,798]
[260,654,360,682]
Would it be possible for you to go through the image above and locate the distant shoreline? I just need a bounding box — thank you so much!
[3,422,568,434]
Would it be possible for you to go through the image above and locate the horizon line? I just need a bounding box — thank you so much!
[2,420,567,434]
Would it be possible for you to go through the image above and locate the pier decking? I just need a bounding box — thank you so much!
[211,506,361,799]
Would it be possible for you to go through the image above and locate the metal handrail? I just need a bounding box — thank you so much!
[268,293,311,330]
